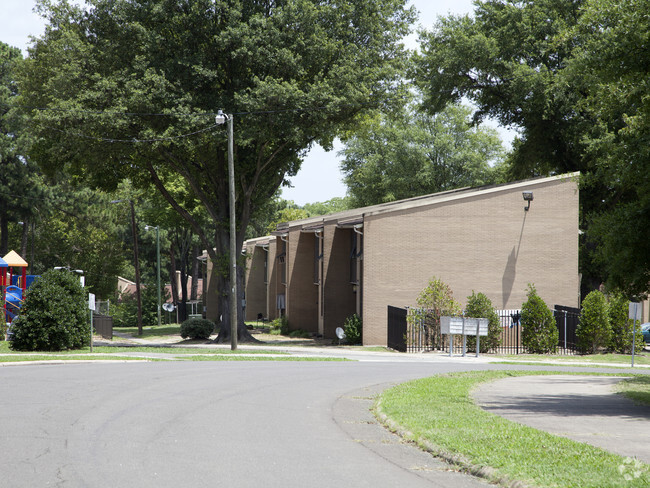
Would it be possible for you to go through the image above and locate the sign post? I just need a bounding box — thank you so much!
[441,316,489,357]
[88,293,96,353]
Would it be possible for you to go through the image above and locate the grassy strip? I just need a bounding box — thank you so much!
[90,346,288,355]
[496,352,650,366]
[0,342,287,356]
[377,371,649,488]
[113,325,181,338]
[493,361,641,369]
[174,356,349,361]
[0,355,153,362]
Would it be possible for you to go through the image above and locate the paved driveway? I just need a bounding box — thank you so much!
[472,374,650,463]
[0,361,492,488]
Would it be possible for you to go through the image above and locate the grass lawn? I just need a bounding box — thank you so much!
[113,324,182,338]
[496,350,650,366]
[377,371,650,488]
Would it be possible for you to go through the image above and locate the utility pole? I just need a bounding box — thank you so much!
[129,200,143,335]
[216,110,238,350]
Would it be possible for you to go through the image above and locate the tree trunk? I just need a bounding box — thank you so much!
[212,226,257,344]
[179,264,188,323]
[130,201,143,335]
[20,219,29,258]
[190,244,200,302]
[0,213,8,256]
[169,242,179,323]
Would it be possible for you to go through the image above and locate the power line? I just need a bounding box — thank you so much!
[44,123,219,143]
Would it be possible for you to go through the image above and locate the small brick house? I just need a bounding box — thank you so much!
[210,173,581,346]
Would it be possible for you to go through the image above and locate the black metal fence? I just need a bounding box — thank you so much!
[387,305,581,355]
[387,306,407,352]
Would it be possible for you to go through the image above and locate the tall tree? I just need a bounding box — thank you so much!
[340,102,505,207]
[412,0,627,297]
[0,42,43,256]
[565,0,650,297]
[414,0,588,178]
[19,0,415,341]
[35,183,128,298]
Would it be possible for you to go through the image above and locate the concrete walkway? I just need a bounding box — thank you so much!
[472,375,650,463]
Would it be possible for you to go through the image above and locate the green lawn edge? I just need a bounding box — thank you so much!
[376,371,650,488]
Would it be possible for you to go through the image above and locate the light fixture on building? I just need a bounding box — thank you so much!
[522,191,534,211]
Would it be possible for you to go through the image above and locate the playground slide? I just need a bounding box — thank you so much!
[5,285,23,322]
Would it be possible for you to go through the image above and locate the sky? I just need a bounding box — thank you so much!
[1,0,486,205]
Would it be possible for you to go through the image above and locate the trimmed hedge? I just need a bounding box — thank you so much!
[180,317,215,340]
[464,291,501,353]
[521,284,558,354]
[577,290,611,354]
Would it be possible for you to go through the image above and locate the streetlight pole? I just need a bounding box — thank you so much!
[215,109,238,351]
[145,225,162,327]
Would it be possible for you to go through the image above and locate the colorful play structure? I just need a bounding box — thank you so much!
[1,250,37,330]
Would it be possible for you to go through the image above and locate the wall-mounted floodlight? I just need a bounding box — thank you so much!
[522,191,534,211]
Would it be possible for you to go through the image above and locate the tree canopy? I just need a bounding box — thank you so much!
[0,41,45,256]
[414,0,588,178]
[19,0,416,339]
[340,102,506,207]
[565,0,650,297]
[415,0,650,298]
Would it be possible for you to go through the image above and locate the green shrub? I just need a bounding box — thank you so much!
[180,317,215,340]
[410,277,462,349]
[288,329,312,338]
[111,284,169,327]
[607,292,643,354]
[343,314,362,345]
[577,290,612,354]
[10,270,89,351]
[268,316,289,335]
[520,284,558,354]
[464,291,501,353]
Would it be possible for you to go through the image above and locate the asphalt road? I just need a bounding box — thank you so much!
[0,360,494,488]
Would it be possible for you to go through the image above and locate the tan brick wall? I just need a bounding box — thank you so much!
[362,177,580,345]
[287,229,319,333]
[266,239,278,321]
[323,226,358,338]
[244,244,268,321]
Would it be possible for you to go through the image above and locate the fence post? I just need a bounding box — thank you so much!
[516,319,519,355]
[564,310,568,354]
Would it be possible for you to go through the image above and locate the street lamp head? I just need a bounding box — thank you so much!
[215,109,228,125]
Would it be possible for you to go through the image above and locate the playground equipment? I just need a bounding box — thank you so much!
[5,285,22,323]
[2,251,29,328]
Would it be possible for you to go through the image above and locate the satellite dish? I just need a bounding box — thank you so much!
[335,327,346,340]
[162,303,175,312]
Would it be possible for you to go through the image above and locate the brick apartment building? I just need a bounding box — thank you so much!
[210,173,581,346]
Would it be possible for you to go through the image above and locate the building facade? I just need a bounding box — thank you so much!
[219,173,581,345]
